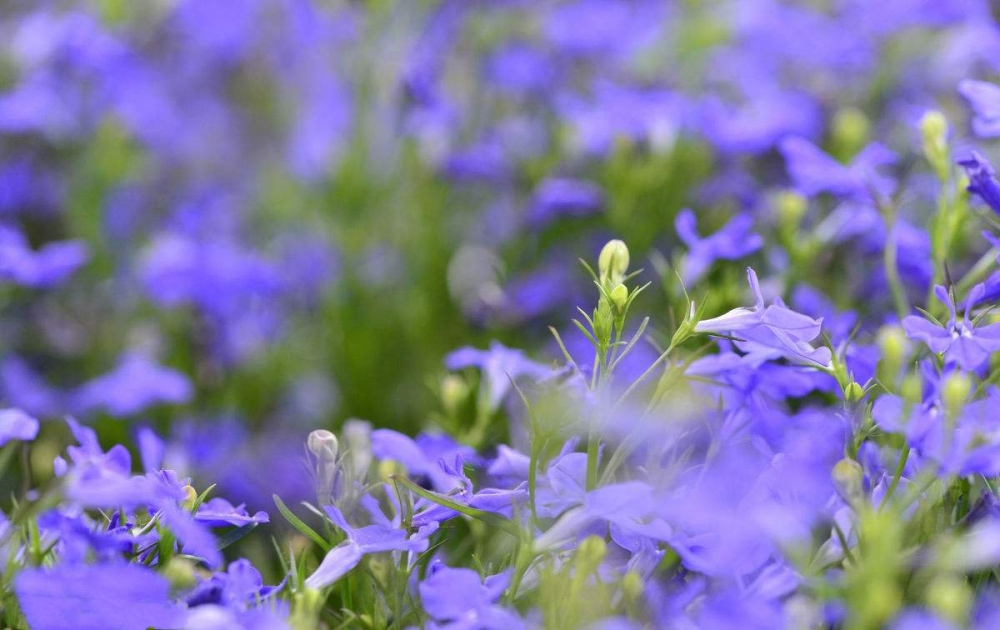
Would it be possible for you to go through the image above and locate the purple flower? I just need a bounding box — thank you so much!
[195,498,269,527]
[958,152,1000,215]
[902,284,1000,371]
[304,500,437,589]
[675,209,763,285]
[959,80,1000,137]
[419,563,523,630]
[0,226,88,288]
[371,429,476,493]
[0,408,39,447]
[56,418,185,509]
[186,558,284,612]
[446,341,558,411]
[695,268,832,367]
[780,137,896,202]
[484,44,555,96]
[526,178,604,228]
[72,352,192,417]
[14,563,187,630]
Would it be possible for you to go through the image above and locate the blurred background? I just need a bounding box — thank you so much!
[0,0,996,519]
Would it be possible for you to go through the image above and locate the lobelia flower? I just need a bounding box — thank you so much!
[0,226,88,288]
[959,79,1000,137]
[0,407,39,447]
[526,178,604,228]
[371,428,477,493]
[675,209,763,286]
[14,562,187,630]
[695,267,833,367]
[958,151,1000,215]
[72,352,192,417]
[304,497,438,589]
[195,498,269,527]
[780,137,896,202]
[445,341,559,411]
[902,284,1000,371]
[408,455,528,528]
[419,562,524,630]
[185,558,288,629]
[873,363,1000,476]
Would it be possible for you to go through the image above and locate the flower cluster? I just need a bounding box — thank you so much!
[5,1,1000,629]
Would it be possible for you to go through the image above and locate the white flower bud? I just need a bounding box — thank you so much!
[598,239,629,285]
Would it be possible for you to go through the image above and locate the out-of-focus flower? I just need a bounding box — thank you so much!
[72,352,192,417]
[0,408,39,447]
[958,152,1000,215]
[14,563,187,630]
[675,209,763,286]
[959,80,1000,137]
[0,227,88,288]
[780,137,896,202]
[526,178,604,228]
[419,562,523,630]
[446,341,558,411]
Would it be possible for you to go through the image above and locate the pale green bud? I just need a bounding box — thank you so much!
[832,458,865,505]
[621,571,644,604]
[181,485,198,511]
[877,325,907,378]
[609,283,628,312]
[844,381,865,404]
[576,535,608,573]
[598,239,630,285]
[441,375,469,415]
[942,372,972,418]
[775,191,808,229]
[832,107,870,158]
[901,372,922,404]
[161,557,197,590]
[926,576,971,624]
[920,111,951,182]
[378,459,406,483]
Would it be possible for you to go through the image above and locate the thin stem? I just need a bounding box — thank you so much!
[878,444,910,510]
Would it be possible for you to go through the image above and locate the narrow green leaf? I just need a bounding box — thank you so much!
[390,475,520,539]
[216,523,259,550]
[273,494,330,551]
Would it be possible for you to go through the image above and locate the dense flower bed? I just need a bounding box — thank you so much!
[6,1,1000,629]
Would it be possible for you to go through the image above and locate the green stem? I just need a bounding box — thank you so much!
[878,445,910,510]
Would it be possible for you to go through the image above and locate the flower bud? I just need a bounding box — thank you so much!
[609,283,628,312]
[942,372,971,419]
[162,557,196,590]
[308,429,339,463]
[378,459,406,483]
[621,571,644,605]
[441,375,468,415]
[877,325,907,380]
[308,430,339,504]
[920,110,950,182]
[775,191,808,230]
[181,485,198,510]
[598,239,629,285]
[832,458,865,506]
[901,372,922,404]
[343,418,373,477]
[844,381,865,404]
[832,107,870,158]
[926,576,971,624]
[575,535,608,580]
